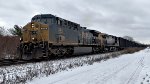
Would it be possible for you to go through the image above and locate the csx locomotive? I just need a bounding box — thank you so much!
[19,14,145,60]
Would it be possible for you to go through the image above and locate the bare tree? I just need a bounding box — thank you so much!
[0,26,4,36]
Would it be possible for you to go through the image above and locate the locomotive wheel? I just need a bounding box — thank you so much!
[64,48,70,56]
[48,47,74,58]
[32,48,44,59]
[49,48,60,57]
[22,54,32,60]
[66,47,74,56]
[92,47,101,53]
[49,47,69,57]
[21,51,33,60]
[92,47,97,53]
[56,48,66,57]
[48,48,55,59]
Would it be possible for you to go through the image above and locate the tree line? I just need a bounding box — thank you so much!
[0,25,21,59]
[0,25,22,37]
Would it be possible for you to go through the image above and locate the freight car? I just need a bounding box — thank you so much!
[18,14,145,60]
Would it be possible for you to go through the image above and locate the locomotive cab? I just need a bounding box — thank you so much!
[22,21,49,43]
[19,21,49,60]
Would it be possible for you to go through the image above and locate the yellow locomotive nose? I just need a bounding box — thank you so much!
[22,21,49,43]
[22,22,39,43]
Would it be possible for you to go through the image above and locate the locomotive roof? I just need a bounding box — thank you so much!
[31,14,80,25]
[31,14,123,39]
[32,14,55,19]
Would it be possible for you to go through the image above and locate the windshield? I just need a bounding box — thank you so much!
[32,17,54,24]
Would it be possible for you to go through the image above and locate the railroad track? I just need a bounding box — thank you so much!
[0,59,29,66]
[0,52,106,67]
[0,48,141,67]
[0,57,53,67]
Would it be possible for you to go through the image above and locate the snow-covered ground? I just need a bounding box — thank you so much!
[0,49,125,84]
[28,48,150,84]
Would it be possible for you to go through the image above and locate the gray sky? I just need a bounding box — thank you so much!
[0,0,150,44]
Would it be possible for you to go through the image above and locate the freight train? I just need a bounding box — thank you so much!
[18,14,145,60]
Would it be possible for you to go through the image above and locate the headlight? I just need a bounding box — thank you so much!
[31,24,34,28]
[32,37,35,40]
[20,37,23,42]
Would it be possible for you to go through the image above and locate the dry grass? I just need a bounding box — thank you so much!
[124,48,144,54]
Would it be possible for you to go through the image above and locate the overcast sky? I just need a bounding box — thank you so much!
[0,0,150,44]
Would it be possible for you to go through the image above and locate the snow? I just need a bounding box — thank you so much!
[28,48,150,84]
[0,49,124,84]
